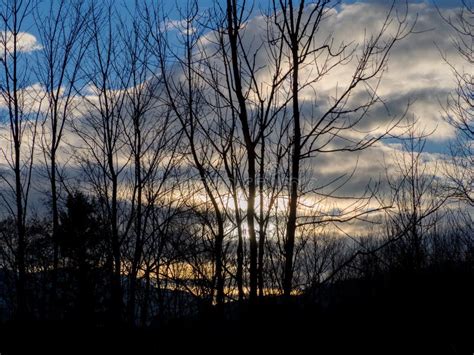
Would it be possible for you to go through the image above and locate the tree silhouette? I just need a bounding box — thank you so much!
[58,191,105,322]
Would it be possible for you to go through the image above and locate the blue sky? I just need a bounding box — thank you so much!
[29,0,462,24]
[14,0,466,140]
[24,0,463,62]
[151,0,461,19]
[24,1,462,46]
[0,0,467,210]
[5,0,466,157]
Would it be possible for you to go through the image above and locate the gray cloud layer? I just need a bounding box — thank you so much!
[0,1,465,222]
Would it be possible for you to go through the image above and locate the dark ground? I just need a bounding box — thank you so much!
[0,265,472,354]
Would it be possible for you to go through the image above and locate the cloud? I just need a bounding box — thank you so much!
[0,83,44,114]
[297,1,463,140]
[0,1,466,227]
[163,19,197,34]
[194,1,463,143]
[0,31,42,55]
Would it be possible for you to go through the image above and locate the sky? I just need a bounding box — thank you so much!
[0,0,470,222]
[3,0,467,145]
[26,0,463,34]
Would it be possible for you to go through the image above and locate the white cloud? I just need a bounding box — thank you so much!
[0,31,42,54]
[0,83,46,112]
[0,2,466,221]
[296,2,463,140]
[163,19,197,34]
[164,1,463,205]
[196,2,462,141]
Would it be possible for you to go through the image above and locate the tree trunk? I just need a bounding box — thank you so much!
[110,176,122,321]
[50,148,59,315]
[226,0,258,302]
[283,37,301,299]
[128,140,143,325]
[13,32,27,319]
[258,130,266,298]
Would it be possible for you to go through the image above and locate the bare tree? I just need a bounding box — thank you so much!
[270,0,413,297]
[113,4,178,324]
[199,0,290,301]
[143,1,229,307]
[220,0,261,302]
[0,0,41,318]
[385,124,447,270]
[34,0,90,307]
[439,1,473,205]
[72,3,127,320]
